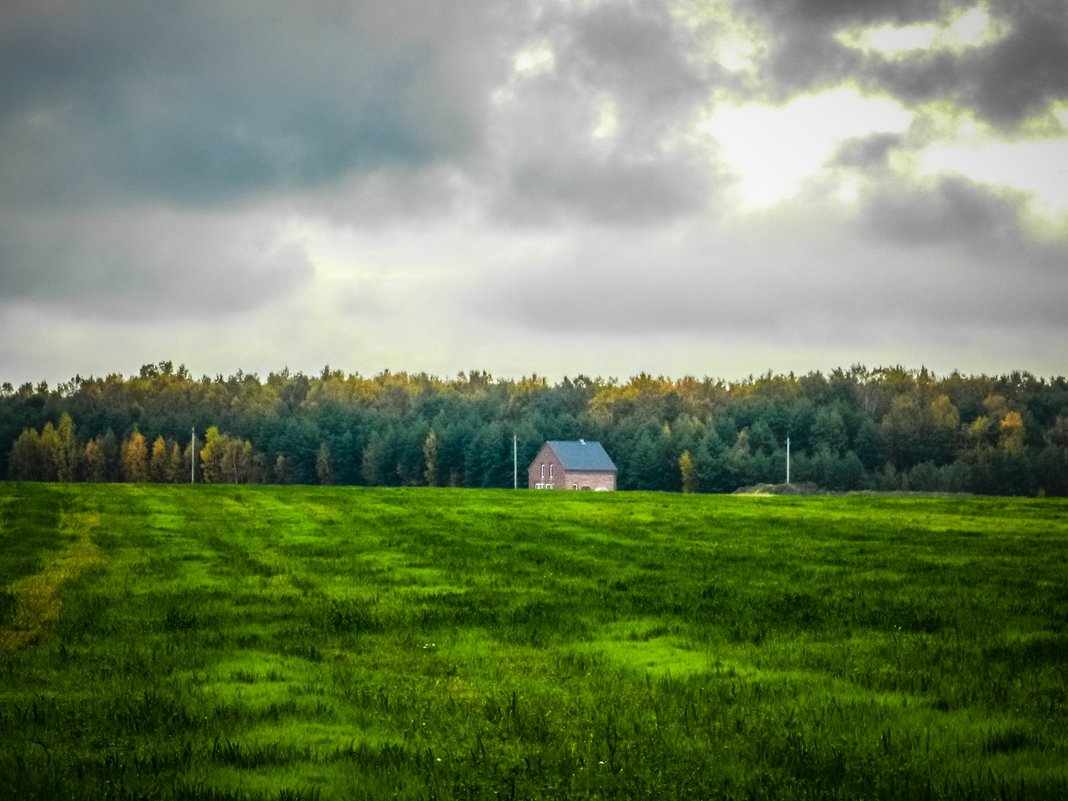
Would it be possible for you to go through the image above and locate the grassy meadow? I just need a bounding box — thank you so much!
[1,484,1067,800]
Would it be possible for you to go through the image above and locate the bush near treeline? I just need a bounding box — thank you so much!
[3,362,1068,495]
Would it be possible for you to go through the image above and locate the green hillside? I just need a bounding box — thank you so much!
[1,484,1067,800]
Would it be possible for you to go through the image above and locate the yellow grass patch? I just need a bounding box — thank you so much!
[1,510,100,650]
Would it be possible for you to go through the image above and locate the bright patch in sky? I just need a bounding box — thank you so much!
[591,94,619,140]
[513,42,555,75]
[671,0,762,73]
[1056,103,1068,129]
[715,32,760,73]
[847,21,939,54]
[702,88,912,208]
[837,7,999,56]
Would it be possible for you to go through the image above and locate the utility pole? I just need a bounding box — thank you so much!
[513,434,518,489]
[191,427,196,484]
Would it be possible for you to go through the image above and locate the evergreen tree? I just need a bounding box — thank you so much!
[54,413,77,482]
[274,454,294,485]
[8,428,50,481]
[316,443,334,485]
[100,430,122,482]
[166,439,184,483]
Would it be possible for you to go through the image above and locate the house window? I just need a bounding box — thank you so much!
[540,463,545,480]
[549,464,555,480]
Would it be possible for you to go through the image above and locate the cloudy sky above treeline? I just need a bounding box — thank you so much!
[2,0,1066,386]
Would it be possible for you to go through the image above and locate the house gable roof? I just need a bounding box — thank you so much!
[546,440,616,472]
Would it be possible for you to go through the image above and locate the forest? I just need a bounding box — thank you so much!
[3,362,1068,495]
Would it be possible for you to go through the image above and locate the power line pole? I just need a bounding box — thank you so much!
[513,434,518,489]
[191,427,196,484]
[786,436,791,485]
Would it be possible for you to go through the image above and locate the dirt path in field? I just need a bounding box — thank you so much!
[0,510,101,650]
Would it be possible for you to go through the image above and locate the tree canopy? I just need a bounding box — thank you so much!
[3,363,1067,495]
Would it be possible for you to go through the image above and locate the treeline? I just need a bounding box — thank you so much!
[3,362,1068,495]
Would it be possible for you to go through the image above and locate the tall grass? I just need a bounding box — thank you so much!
[1,483,1066,799]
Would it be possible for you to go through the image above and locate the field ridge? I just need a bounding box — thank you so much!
[1,506,100,650]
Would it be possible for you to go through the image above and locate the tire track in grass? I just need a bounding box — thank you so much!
[0,509,100,650]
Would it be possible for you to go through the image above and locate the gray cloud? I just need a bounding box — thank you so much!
[969,3,1068,126]
[1,0,1065,385]
[857,175,1065,265]
[472,175,1068,350]
[739,0,941,95]
[831,133,904,168]
[502,155,708,223]
[844,175,1068,334]
[553,0,713,128]
[0,0,514,209]
[864,52,962,107]
[865,4,1068,127]
[0,209,312,317]
[488,0,722,223]
[765,0,943,26]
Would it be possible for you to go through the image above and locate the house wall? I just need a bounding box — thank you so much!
[527,443,617,490]
[560,469,616,491]
[528,443,564,489]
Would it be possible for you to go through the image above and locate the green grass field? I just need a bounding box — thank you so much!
[1,484,1066,800]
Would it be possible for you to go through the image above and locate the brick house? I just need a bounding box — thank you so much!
[528,440,617,491]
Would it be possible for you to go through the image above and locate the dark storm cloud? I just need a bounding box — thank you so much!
[863,52,962,107]
[965,2,1068,126]
[0,0,519,317]
[866,3,1068,126]
[491,0,722,223]
[736,0,1068,127]
[771,0,943,25]
[0,0,512,208]
[754,23,861,93]
[739,0,941,94]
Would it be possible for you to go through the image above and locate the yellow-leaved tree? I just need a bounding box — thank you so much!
[200,426,260,483]
[149,436,169,482]
[423,429,439,487]
[999,411,1025,454]
[679,450,697,494]
[121,429,148,483]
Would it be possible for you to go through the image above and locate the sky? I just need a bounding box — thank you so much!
[1,0,1067,387]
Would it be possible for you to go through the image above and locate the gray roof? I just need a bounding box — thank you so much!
[546,440,617,472]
